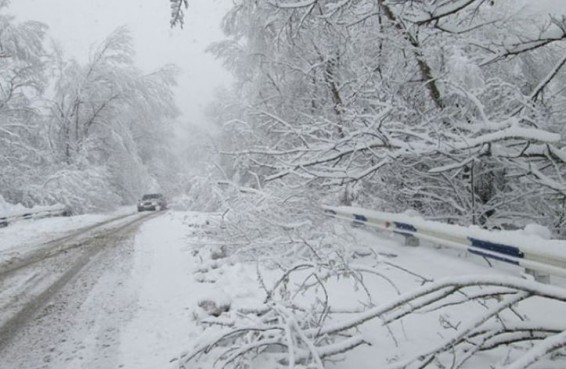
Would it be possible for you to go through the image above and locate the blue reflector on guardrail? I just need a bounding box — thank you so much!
[469,248,520,265]
[393,222,417,234]
[468,237,524,258]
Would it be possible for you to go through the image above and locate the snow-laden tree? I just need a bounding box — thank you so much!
[34,27,182,211]
[0,8,183,212]
[169,3,566,368]
[196,0,566,233]
[0,1,48,205]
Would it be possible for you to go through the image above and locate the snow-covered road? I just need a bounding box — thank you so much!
[0,210,169,368]
[0,210,234,369]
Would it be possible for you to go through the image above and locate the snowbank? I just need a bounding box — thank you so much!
[0,195,27,216]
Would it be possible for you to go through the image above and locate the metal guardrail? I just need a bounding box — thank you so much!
[323,206,566,281]
[0,205,70,228]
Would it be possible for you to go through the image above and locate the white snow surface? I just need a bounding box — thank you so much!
[116,211,269,367]
[116,211,205,368]
[0,206,134,254]
[3,210,566,368]
[0,195,68,219]
[0,195,27,214]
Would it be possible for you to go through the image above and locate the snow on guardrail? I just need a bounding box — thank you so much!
[0,205,70,228]
[323,205,566,280]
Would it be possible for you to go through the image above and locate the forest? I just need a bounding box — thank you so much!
[1,1,566,368]
[4,0,566,235]
[172,0,566,237]
[167,2,566,367]
[0,2,184,213]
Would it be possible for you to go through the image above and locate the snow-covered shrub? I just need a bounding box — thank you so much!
[0,195,26,215]
[178,180,380,364]
[22,166,122,213]
[197,291,232,318]
[181,270,566,369]
[524,223,552,240]
[179,183,566,369]
[173,176,226,212]
[210,245,227,260]
[207,182,333,263]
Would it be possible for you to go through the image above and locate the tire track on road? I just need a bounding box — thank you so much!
[0,211,162,353]
[0,211,143,277]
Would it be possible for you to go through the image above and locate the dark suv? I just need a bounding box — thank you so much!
[137,193,167,212]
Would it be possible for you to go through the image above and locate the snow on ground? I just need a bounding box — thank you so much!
[113,210,275,368]
[325,227,565,368]
[109,210,268,368]
[0,207,134,254]
[168,216,566,369]
[116,211,205,368]
[113,211,566,369]
[0,195,28,214]
[3,210,565,368]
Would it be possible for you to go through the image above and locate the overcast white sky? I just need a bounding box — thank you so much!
[10,0,232,128]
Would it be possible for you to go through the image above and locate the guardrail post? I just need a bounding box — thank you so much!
[404,235,420,247]
[524,268,550,284]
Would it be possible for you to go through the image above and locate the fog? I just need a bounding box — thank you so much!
[10,0,232,127]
